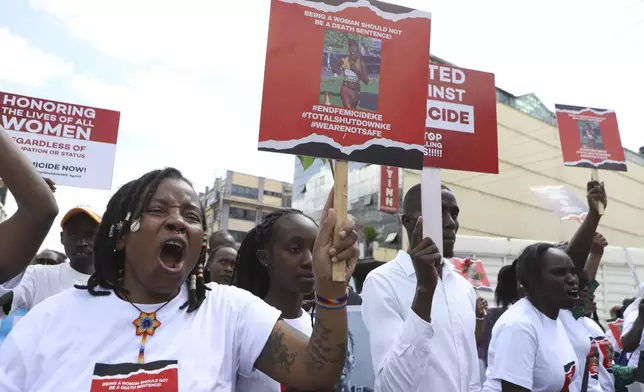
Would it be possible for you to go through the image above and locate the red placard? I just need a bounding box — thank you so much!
[258,0,431,169]
[608,319,624,350]
[423,64,498,173]
[379,165,398,213]
[452,257,491,290]
[555,104,627,172]
[0,91,121,190]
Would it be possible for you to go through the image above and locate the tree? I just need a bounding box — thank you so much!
[363,224,378,258]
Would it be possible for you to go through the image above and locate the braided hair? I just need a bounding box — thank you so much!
[514,242,556,298]
[75,168,209,312]
[232,208,315,299]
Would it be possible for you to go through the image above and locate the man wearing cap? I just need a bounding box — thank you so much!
[0,207,100,318]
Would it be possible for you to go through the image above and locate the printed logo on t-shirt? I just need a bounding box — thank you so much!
[588,341,600,380]
[560,361,576,392]
[591,335,615,373]
[90,360,178,391]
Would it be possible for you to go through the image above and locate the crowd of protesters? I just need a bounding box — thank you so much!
[1,123,644,392]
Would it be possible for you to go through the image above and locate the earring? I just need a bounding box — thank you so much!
[130,219,141,233]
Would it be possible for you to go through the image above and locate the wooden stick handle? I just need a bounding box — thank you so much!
[332,161,349,282]
[590,169,605,215]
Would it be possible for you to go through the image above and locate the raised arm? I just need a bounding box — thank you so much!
[0,127,58,283]
[585,233,607,280]
[566,181,606,273]
[255,189,358,390]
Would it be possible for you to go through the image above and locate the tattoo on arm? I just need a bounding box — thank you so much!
[308,318,346,370]
[259,324,298,373]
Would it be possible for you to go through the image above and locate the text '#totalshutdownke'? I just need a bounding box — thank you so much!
[302,105,392,138]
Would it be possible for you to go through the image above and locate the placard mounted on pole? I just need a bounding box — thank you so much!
[554,104,625,215]
[258,0,432,170]
[421,63,498,261]
[258,0,433,282]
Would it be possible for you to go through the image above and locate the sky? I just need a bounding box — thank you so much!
[1,0,642,252]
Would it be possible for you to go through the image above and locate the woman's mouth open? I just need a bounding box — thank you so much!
[159,239,186,272]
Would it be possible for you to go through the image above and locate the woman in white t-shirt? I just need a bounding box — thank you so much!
[233,208,317,391]
[0,168,359,392]
[559,273,606,392]
[483,242,581,392]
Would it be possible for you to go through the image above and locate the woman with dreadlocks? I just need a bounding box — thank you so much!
[0,169,358,392]
[233,208,319,391]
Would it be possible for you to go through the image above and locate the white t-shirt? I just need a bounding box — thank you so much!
[482,298,579,392]
[1,262,90,318]
[0,283,281,391]
[236,309,313,392]
[580,317,616,392]
[559,310,602,392]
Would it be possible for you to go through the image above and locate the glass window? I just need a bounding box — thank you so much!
[229,207,257,222]
[231,185,259,199]
[264,190,282,198]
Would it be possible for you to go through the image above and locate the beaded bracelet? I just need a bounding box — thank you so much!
[315,290,349,310]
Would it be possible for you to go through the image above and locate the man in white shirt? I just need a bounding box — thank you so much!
[0,207,101,317]
[362,184,481,392]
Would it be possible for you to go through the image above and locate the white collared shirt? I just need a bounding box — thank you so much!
[362,250,480,392]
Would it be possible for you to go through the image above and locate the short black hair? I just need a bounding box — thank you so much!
[208,230,236,251]
[514,242,556,297]
[402,183,452,215]
[76,168,209,312]
[232,209,314,299]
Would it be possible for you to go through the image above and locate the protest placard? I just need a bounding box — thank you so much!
[452,257,491,291]
[608,319,624,350]
[258,0,431,169]
[530,185,588,221]
[0,91,120,190]
[422,64,498,256]
[424,64,498,173]
[555,104,627,172]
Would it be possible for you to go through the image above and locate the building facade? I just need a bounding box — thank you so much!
[292,55,644,263]
[199,171,292,244]
[293,161,403,263]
